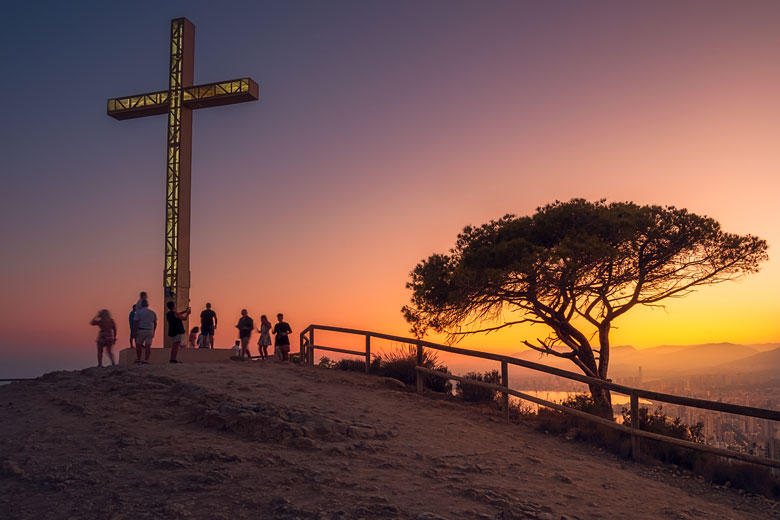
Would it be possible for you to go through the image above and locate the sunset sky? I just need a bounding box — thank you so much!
[1,1,779,377]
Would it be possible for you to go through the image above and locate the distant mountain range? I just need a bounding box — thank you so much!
[508,342,780,380]
[718,345,780,374]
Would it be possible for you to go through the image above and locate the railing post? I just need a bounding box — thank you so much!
[365,335,371,373]
[299,329,306,360]
[416,344,424,394]
[630,391,640,461]
[308,328,315,365]
[501,360,509,420]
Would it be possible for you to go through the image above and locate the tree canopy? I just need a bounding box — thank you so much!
[403,199,768,414]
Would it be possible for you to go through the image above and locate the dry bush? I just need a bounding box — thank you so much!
[314,346,451,393]
[375,344,452,393]
[317,356,338,369]
[622,405,704,443]
[337,357,378,372]
[533,393,780,498]
[456,370,502,403]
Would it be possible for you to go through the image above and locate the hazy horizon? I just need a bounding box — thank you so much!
[4,338,778,380]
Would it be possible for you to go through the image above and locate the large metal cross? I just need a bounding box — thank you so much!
[107,18,258,346]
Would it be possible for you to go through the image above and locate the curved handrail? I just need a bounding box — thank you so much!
[303,324,780,422]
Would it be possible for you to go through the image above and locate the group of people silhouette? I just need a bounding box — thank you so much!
[90,291,293,366]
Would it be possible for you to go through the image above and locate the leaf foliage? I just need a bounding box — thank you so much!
[403,199,768,387]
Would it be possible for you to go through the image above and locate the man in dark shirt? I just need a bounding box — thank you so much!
[166,301,191,363]
[128,304,137,348]
[200,303,218,349]
[273,313,293,362]
[236,309,254,359]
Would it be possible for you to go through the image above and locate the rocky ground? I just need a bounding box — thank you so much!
[0,361,777,519]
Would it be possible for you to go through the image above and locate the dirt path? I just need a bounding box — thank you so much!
[0,361,777,519]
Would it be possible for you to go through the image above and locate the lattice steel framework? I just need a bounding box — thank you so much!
[107,17,259,346]
[165,18,187,301]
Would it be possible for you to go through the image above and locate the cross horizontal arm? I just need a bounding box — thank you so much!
[107,90,169,120]
[107,78,258,120]
[183,78,259,109]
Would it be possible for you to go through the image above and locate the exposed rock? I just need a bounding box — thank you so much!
[291,437,321,450]
[346,425,376,439]
[382,378,407,390]
[415,513,447,520]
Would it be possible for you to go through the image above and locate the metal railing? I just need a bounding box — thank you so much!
[299,324,780,469]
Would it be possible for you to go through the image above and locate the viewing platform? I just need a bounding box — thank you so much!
[117,347,236,366]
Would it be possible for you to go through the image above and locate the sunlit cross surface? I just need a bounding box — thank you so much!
[107,17,259,345]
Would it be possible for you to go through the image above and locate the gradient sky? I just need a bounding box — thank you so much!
[2,1,779,377]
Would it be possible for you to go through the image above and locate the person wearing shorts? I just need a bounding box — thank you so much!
[133,299,157,364]
[273,313,292,362]
[166,301,191,364]
[200,303,218,349]
[236,309,254,359]
[91,309,117,366]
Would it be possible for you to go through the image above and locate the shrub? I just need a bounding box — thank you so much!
[507,399,535,420]
[693,454,780,498]
[317,356,338,369]
[560,393,606,416]
[621,405,704,443]
[313,347,451,393]
[456,370,502,403]
[337,357,380,372]
[374,344,452,393]
[532,396,779,498]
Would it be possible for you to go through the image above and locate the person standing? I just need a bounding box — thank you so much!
[166,301,191,364]
[135,291,148,312]
[200,303,218,349]
[128,304,137,348]
[256,314,272,360]
[236,309,254,359]
[91,309,117,366]
[273,313,292,362]
[133,299,157,364]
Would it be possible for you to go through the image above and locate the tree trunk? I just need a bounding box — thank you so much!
[570,339,614,419]
[588,383,614,419]
[591,323,614,419]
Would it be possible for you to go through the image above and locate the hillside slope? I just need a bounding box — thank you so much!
[717,346,780,374]
[0,362,776,519]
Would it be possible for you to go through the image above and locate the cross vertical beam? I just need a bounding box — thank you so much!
[107,17,258,348]
[164,18,194,340]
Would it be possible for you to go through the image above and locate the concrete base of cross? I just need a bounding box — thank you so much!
[117,347,235,366]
